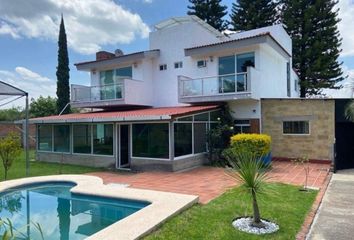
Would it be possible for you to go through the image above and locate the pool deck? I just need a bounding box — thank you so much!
[0,175,198,240]
[89,160,331,204]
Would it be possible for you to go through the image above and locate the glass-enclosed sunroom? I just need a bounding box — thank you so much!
[32,106,220,171]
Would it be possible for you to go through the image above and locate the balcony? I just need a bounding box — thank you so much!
[178,71,255,103]
[71,78,152,108]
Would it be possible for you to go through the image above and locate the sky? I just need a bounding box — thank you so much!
[0,0,353,109]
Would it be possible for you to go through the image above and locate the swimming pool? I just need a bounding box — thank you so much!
[0,182,150,240]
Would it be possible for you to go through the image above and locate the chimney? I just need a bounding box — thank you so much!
[96,51,115,61]
[114,49,124,57]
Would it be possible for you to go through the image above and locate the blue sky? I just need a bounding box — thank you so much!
[0,0,353,108]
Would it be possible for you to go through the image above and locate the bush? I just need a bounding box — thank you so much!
[230,133,271,157]
[0,132,22,180]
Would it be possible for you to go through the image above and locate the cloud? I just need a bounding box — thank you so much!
[0,67,56,108]
[338,0,354,57]
[0,0,150,54]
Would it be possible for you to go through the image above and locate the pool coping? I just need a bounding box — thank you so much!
[0,175,199,240]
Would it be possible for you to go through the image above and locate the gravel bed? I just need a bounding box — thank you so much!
[232,217,279,235]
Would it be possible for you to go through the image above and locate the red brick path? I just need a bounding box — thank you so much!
[89,160,330,204]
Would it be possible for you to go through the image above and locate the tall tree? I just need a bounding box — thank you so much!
[29,96,57,118]
[230,0,278,31]
[282,0,343,97]
[187,0,228,31]
[56,15,70,114]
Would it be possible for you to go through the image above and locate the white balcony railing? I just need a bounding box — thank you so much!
[179,72,249,98]
[71,82,124,103]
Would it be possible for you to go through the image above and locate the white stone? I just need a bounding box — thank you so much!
[232,217,279,235]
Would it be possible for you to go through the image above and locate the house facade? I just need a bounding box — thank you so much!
[32,16,330,172]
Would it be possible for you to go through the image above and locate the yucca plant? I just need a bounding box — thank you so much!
[224,149,270,228]
[345,100,354,122]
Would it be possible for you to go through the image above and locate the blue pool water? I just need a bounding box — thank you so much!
[0,182,150,240]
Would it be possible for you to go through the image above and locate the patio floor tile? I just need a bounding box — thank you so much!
[88,160,330,204]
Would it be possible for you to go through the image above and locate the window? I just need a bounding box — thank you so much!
[287,62,291,97]
[174,123,193,157]
[132,123,169,158]
[197,60,207,68]
[218,55,236,93]
[73,125,91,154]
[176,116,193,121]
[53,125,70,152]
[99,70,119,100]
[115,66,132,80]
[237,52,255,73]
[295,79,299,92]
[283,121,309,135]
[100,70,114,85]
[159,64,167,71]
[194,123,207,153]
[174,61,183,69]
[234,120,251,134]
[38,125,52,151]
[93,124,113,155]
[194,112,209,121]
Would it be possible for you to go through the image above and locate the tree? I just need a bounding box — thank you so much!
[30,96,57,118]
[0,132,21,180]
[187,0,228,31]
[56,15,70,114]
[282,0,343,97]
[0,107,24,121]
[230,0,278,31]
[224,150,270,228]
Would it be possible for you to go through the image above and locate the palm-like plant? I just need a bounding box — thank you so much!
[345,100,354,122]
[224,149,270,228]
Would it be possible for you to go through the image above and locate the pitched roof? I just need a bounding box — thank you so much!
[74,49,160,71]
[30,105,220,123]
[184,32,291,57]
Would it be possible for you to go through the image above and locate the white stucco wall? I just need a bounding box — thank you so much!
[79,17,298,110]
[228,100,261,119]
[149,20,221,107]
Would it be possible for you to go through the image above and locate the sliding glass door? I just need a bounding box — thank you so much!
[218,52,255,93]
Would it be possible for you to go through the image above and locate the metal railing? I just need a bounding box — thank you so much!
[179,72,248,97]
[71,82,124,103]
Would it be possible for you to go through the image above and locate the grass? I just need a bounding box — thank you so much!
[0,150,103,181]
[145,183,317,240]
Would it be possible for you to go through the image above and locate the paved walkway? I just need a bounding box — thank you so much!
[89,160,330,204]
[308,169,354,240]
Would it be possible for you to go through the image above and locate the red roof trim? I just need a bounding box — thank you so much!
[31,105,220,123]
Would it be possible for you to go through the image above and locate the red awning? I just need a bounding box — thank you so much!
[30,105,220,123]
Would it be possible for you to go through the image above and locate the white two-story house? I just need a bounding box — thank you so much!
[32,16,300,171]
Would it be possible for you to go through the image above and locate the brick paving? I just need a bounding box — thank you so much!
[89,160,330,204]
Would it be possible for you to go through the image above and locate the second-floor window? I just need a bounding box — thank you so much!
[100,66,132,85]
[159,64,167,71]
[218,52,254,93]
[174,61,183,69]
[99,66,132,100]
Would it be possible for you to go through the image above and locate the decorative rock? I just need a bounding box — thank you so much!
[232,217,279,235]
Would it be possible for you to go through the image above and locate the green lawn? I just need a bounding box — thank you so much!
[0,150,103,181]
[145,183,317,240]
